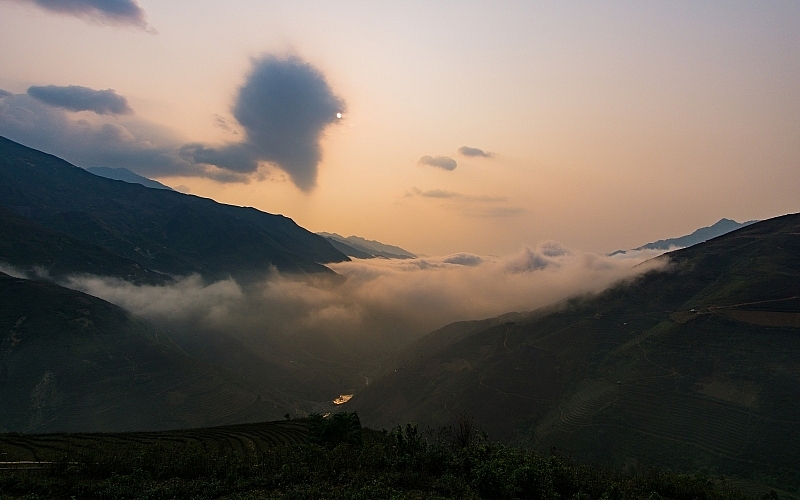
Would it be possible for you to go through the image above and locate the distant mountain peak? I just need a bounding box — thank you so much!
[85,166,174,191]
[611,218,759,255]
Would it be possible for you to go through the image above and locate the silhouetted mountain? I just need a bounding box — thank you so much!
[318,232,416,259]
[0,272,296,433]
[0,136,348,280]
[610,218,758,255]
[86,166,174,190]
[352,213,800,492]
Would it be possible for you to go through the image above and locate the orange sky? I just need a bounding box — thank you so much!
[1,1,798,255]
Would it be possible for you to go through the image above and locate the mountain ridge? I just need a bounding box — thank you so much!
[0,136,348,281]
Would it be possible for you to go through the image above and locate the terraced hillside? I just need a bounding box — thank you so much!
[0,272,297,433]
[351,213,800,492]
[0,420,309,464]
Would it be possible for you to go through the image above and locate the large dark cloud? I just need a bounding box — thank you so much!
[27,85,133,115]
[458,146,494,158]
[183,56,345,191]
[418,155,457,171]
[8,0,151,29]
[0,89,12,98]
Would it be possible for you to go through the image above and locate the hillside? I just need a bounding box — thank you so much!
[351,213,800,492]
[0,272,298,433]
[0,205,170,285]
[0,136,348,281]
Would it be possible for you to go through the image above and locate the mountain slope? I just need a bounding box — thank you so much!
[351,213,800,490]
[0,205,170,285]
[0,272,297,433]
[0,136,348,280]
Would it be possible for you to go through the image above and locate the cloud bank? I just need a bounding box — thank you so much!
[59,245,669,358]
[182,56,345,191]
[418,155,457,171]
[7,0,151,30]
[458,146,494,158]
[27,85,133,115]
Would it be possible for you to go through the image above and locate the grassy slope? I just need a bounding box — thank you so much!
[351,213,800,492]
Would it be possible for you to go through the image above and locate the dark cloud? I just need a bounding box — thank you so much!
[418,155,457,171]
[8,0,151,30]
[458,146,494,158]
[183,56,345,191]
[0,89,12,98]
[27,85,133,115]
[0,92,244,182]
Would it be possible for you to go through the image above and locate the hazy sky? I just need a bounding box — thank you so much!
[1,0,798,255]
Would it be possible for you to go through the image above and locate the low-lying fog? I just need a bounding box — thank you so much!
[66,243,666,345]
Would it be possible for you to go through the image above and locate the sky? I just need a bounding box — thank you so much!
[1,0,799,256]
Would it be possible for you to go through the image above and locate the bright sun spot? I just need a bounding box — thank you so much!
[336,112,342,119]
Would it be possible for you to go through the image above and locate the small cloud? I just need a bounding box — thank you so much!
[538,241,571,257]
[0,89,12,98]
[27,85,133,115]
[408,187,507,203]
[8,0,152,31]
[458,146,494,158]
[409,188,459,199]
[442,253,484,266]
[418,155,457,171]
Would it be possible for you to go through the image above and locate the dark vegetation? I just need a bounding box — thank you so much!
[0,414,768,500]
[0,136,347,281]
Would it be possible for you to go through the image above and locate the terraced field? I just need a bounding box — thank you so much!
[0,420,309,464]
